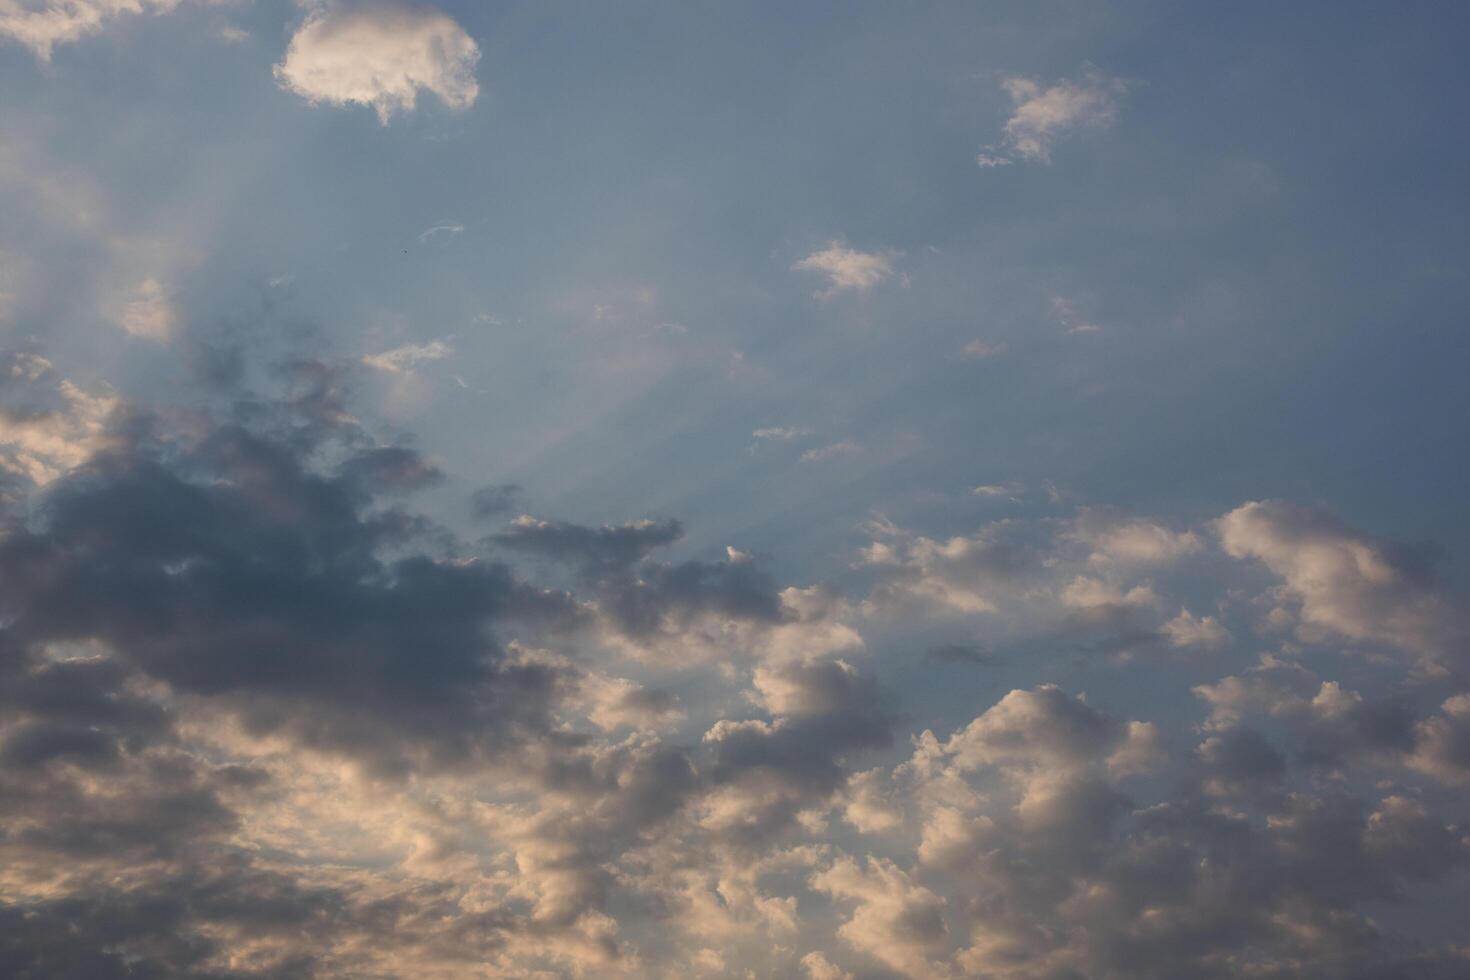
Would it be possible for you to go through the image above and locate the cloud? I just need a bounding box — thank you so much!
[792,242,896,299]
[861,520,1036,616]
[361,338,453,374]
[1051,295,1103,334]
[1161,607,1231,649]
[1407,694,1470,785]
[961,338,1007,359]
[989,70,1126,164]
[470,481,523,518]
[799,440,862,463]
[1069,510,1203,565]
[0,352,116,488]
[417,222,465,243]
[117,277,177,341]
[801,950,854,980]
[274,1,480,124]
[752,425,810,442]
[2,344,1469,975]
[811,857,949,979]
[1217,500,1463,662]
[971,482,1022,499]
[0,0,181,61]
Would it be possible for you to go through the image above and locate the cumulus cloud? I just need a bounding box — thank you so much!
[1070,509,1203,565]
[1218,499,1463,662]
[792,241,896,299]
[811,857,949,979]
[1161,607,1230,649]
[1407,693,1470,785]
[2,345,1468,976]
[274,1,481,123]
[801,950,854,980]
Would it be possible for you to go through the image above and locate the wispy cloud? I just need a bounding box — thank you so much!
[1051,296,1102,335]
[418,223,465,243]
[962,339,1008,359]
[753,425,811,442]
[362,339,453,374]
[800,440,862,462]
[978,70,1126,166]
[117,278,177,341]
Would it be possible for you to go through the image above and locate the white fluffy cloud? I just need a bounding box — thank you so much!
[1218,499,1462,661]
[1070,510,1202,565]
[792,241,895,299]
[274,1,480,123]
[1161,607,1230,649]
[811,857,950,980]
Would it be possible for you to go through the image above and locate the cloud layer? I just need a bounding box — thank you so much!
[0,353,1465,977]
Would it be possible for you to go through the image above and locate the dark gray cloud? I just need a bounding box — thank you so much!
[0,394,577,775]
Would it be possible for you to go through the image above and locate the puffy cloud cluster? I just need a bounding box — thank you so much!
[1,353,1468,977]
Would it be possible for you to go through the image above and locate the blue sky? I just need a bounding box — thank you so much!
[2,2,1469,977]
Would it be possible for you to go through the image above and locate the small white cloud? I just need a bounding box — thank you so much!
[1071,512,1202,565]
[1061,575,1158,612]
[1163,609,1231,649]
[800,441,862,463]
[117,278,177,341]
[418,223,465,243]
[752,426,810,442]
[962,339,1007,359]
[274,1,480,124]
[793,242,895,299]
[978,70,1126,166]
[1051,296,1102,335]
[0,0,181,61]
[362,339,453,374]
[972,482,1022,500]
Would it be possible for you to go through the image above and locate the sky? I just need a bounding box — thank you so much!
[1,1,1469,977]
